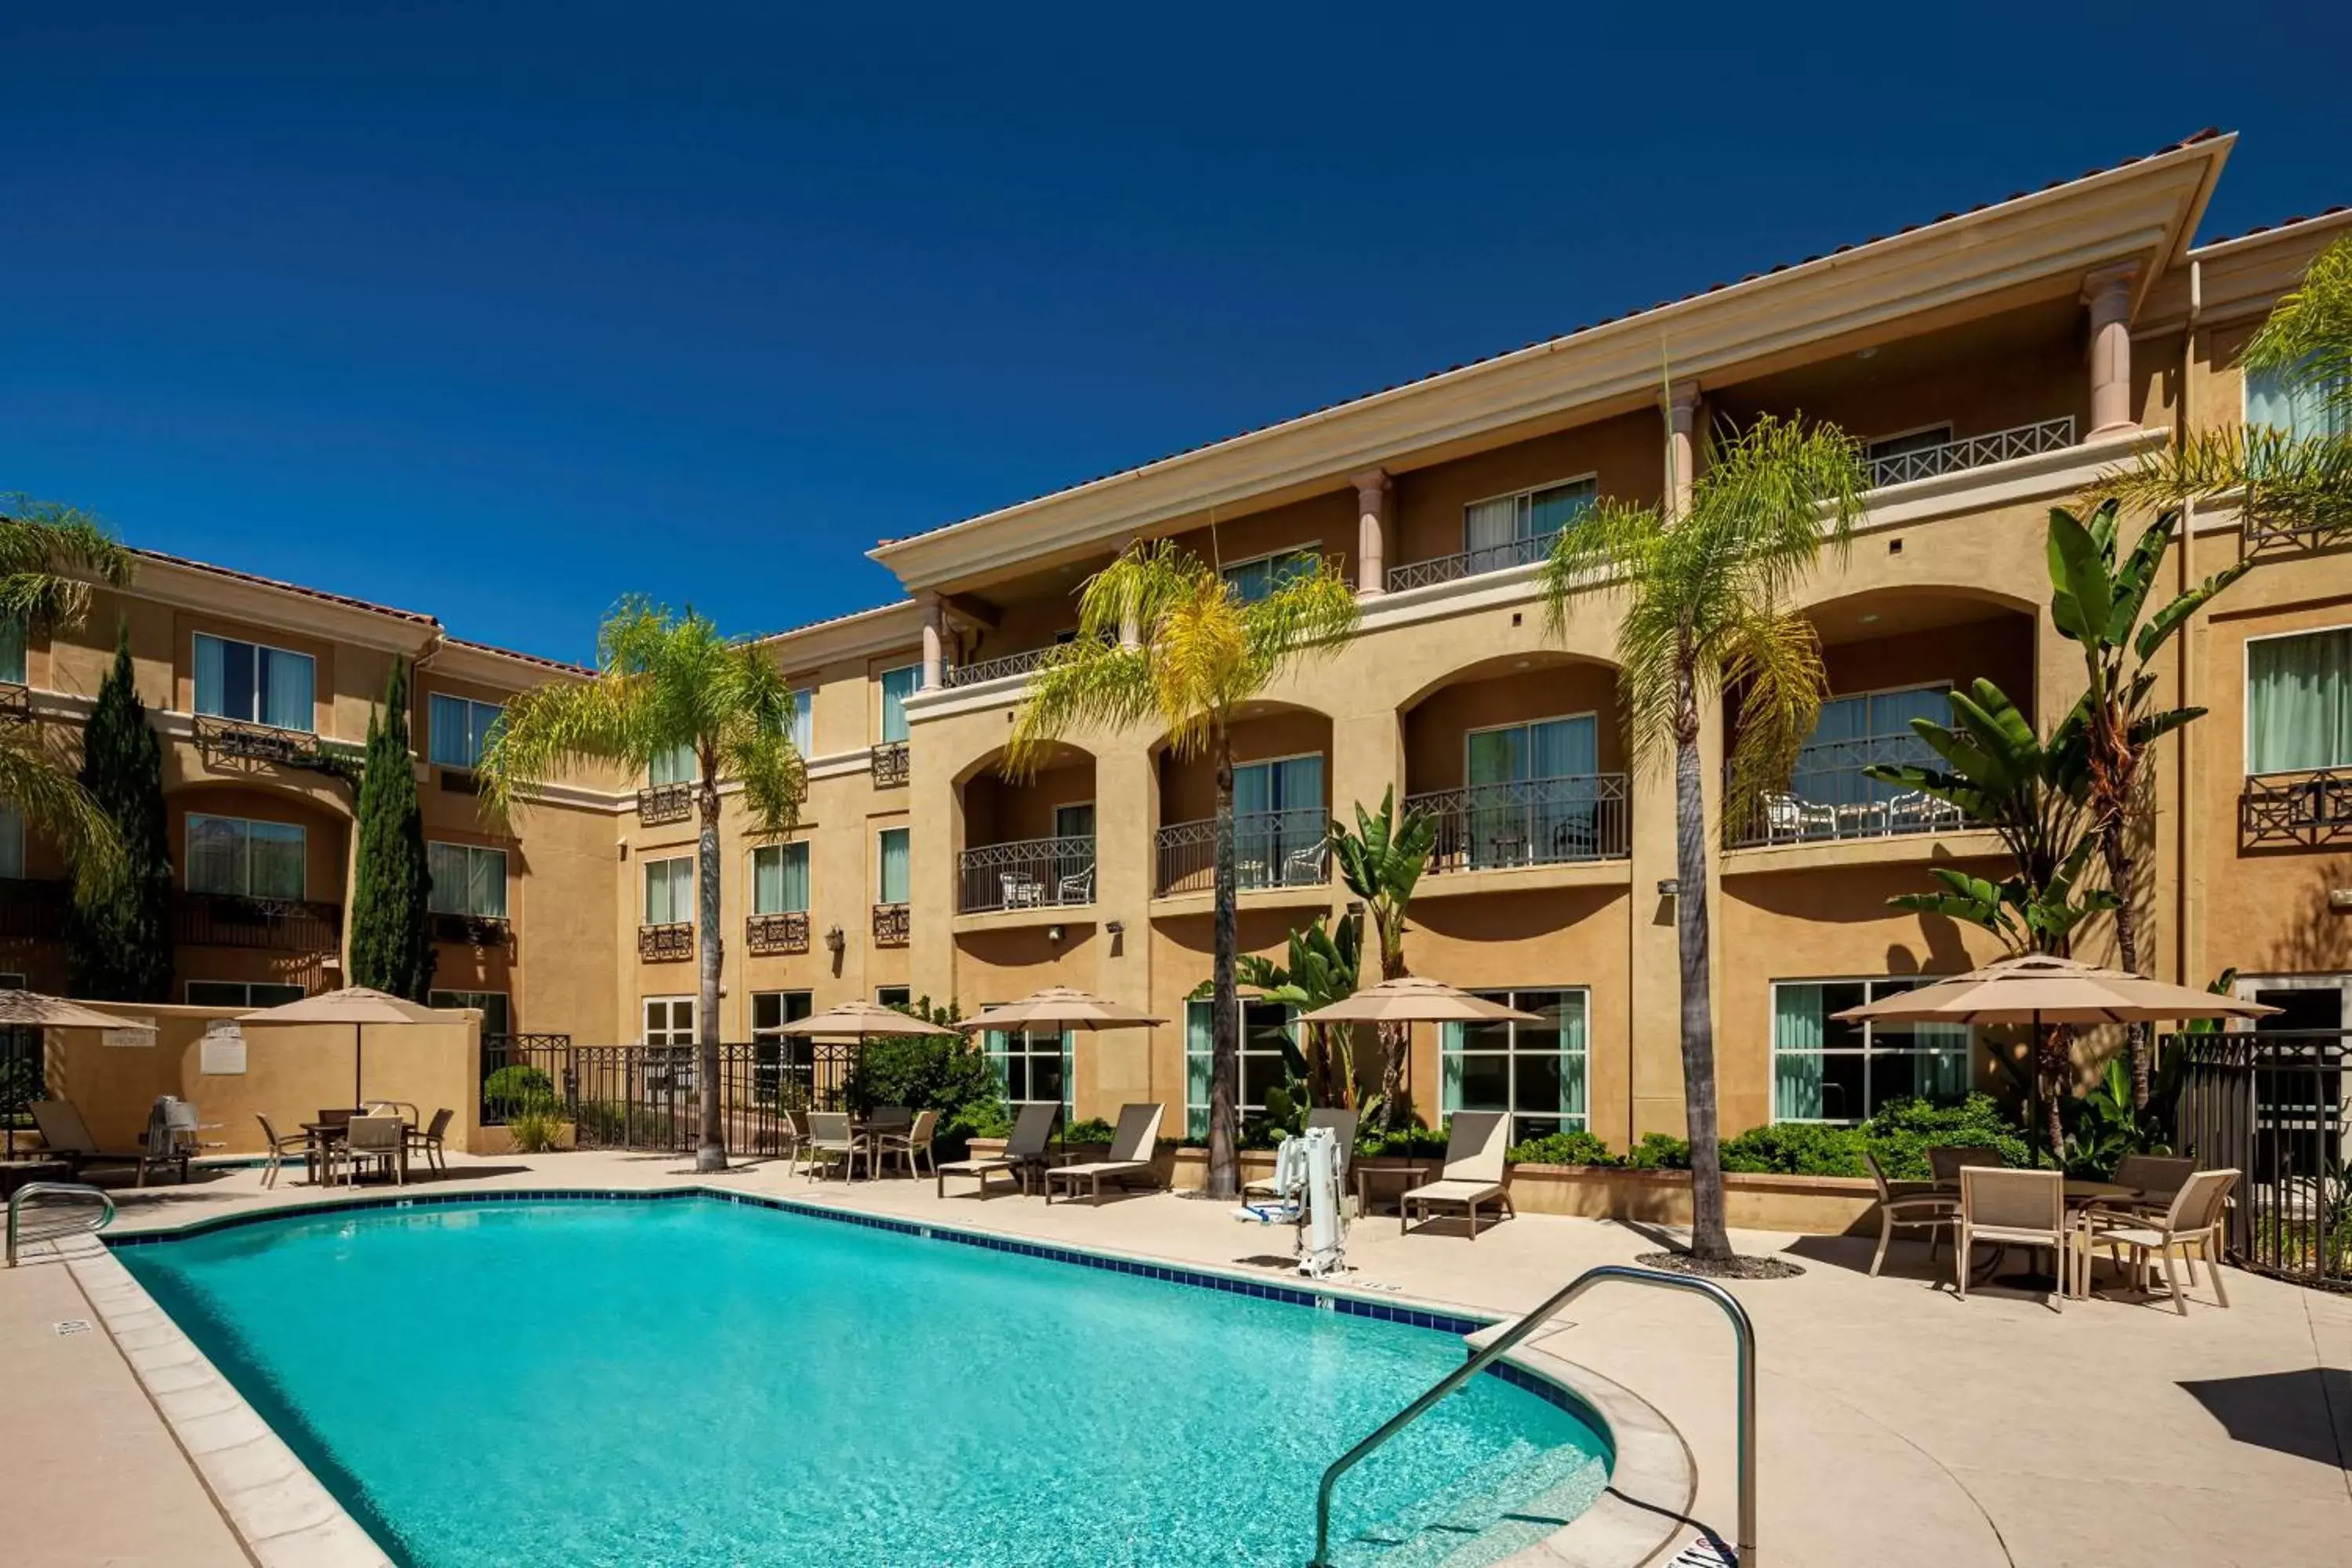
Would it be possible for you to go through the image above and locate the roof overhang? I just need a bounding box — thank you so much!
[869,135,2232,593]
[126,552,441,655]
[751,599,924,673]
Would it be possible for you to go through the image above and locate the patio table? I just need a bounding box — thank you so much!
[304,1120,413,1185]
[1354,1161,1439,1220]
[1954,1179,2140,1290]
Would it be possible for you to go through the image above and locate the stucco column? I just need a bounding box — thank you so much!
[2082,265,2138,437]
[1090,742,1158,1118]
[1351,469,1392,596]
[1664,383,1701,519]
[907,729,957,1007]
[1329,709,1404,833]
[919,593,946,689]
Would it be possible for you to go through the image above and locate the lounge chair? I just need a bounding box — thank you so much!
[1044,1102,1164,1204]
[1864,1148,1956,1277]
[2082,1167,2239,1315]
[256,1113,312,1189]
[29,1100,187,1186]
[875,1109,938,1179]
[1243,1108,1359,1203]
[343,1115,407,1185]
[936,1102,1060,1199]
[1399,1112,1515,1238]
[406,1109,455,1174]
[1955,1167,2084,1309]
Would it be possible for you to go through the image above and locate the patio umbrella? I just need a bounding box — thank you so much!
[240,986,448,1107]
[1293,975,1542,1025]
[779,1000,963,1108]
[957,986,1164,1033]
[1831,954,2276,1164]
[0,993,154,1156]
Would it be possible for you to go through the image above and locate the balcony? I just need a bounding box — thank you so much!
[871,742,910,788]
[192,717,340,772]
[944,647,1053,688]
[746,910,810,955]
[1864,416,2074,489]
[637,782,691,826]
[1385,532,1562,593]
[1410,775,1629,873]
[637,922,693,961]
[959,835,1096,913]
[173,891,343,954]
[428,911,513,949]
[0,877,70,941]
[1726,732,1962,848]
[872,902,910,946]
[1156,808,1328,898]
[2241,771,2352,848]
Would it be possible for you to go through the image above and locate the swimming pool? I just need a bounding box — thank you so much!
[115,1195,1610,1566]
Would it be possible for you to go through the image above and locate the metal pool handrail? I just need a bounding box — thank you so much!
[6,1181,117,1266]
[1309,1262,1758,1567]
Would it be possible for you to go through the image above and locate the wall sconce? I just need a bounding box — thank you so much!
[824,924,846,956]
[1047,924,1065,944]
[1345,900,1365,917]
[1105,920,1125,935]
[1656,879,1680,897]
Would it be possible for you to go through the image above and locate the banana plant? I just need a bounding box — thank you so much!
[2047,500,2250,1109]
[1229,913,1367,1119]
[1328,787,1436,1128]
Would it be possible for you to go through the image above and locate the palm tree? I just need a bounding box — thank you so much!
[1538,414,1867,1264]
[1328,787,1434,1129]
[1007,540,1358,1199]
[477,598,805,1173]
[0,495,138,900]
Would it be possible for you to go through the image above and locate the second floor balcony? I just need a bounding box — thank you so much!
[1726,731,1962,849]
[959,834,1096,914]
[1410,775,1630,872]
[173,891,343,954]
[746,910,811,955]
[944,646,1054,688]
[1155,808,1328,898]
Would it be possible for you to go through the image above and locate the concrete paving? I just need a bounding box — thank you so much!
[8,1149,2350,1566]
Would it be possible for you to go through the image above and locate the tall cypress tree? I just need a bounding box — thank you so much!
[347,658,434,999]
[67,624,172,1000]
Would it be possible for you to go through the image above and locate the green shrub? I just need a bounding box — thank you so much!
[839,996,1007,1161]
[1357,1123,1450,1159]
[1860,1094,2029,1179]
[1625,1131,1692,1170]
[1506,1130,1620,1167]
[507,1109,568,1153]
[484,1065,557,1120]
[1721,1121,1867,1176]
[1059,1116,1116,1146]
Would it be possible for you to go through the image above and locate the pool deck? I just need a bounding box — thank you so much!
[7,1150,2350,1567]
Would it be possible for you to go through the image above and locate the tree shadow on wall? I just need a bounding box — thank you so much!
[2259,861,2352,977]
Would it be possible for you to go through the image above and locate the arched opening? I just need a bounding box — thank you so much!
[164,779,351,1003]
[956,742,1098,913]
[1152,702,1333,897]
[1399,652,1629,872]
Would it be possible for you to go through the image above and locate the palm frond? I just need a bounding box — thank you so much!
[713,640,805,838]
[2093,425,2352,541]
[0,496,138,634]
[0,725,125,902]
[1719,601,1826,825]
[2243,234,2352,425]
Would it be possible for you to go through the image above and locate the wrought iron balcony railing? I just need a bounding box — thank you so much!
[637,782,692,826]
[870,742,910,788]
[1385,531,1563,593]
[1155,808,1328,898]
[637,922,693,961]
[958,835,1097,913]
[1726,731,1963,848]
[1864,416,2075,489]
[2241,769,2352,848]
[193,716,328,769]
[429,910,513,948]
[1408,775,1629,872]
[0,683,30,725]
[944,647,1053,688]
[0,877,70,941]
[172,891,343,954]
[872,902,911,946]
[746,910,810,955]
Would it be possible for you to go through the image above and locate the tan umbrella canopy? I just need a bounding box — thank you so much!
[775,1000,961,1038]
[1831,955,2277,1027]
[241,986,452,1105]
[959,987,1164,1033]
[0,992,157,1031]
[1294,976,1541,1025]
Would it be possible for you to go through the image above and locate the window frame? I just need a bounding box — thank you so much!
[184,812,307,899]
[878,663,923,744]
[789,688,815,755]
[428,989,511,1035]
[1458,471,1600,552]
[875,985,912,1010]
[2241,622,2352,777]
[981,1018,1073,1113]
[1863,423,1955,463]
[191,631,318,733]
[1440,986,1592,1143]
[2243,356,2349,443]
[1218,543,1323,604]
[0,617,25,686]
[426,840,510,919]
[750,840,811,916]
[1463,710,1600,783]
[641,995,695,1047]
[1769,974,1975,1125]
[185,979,307,1008]
[428,693,504,770]
[641,854,695,926]
[1183,994,1300,1138]
[0,804,22,880]
[875,826,911,906]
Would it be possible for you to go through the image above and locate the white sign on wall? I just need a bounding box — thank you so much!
[102,1017,158,1050]
[200,1022,248,1076]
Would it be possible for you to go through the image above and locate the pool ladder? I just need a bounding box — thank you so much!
[6,1181,117,1266]
[1309,1263,1758,1567]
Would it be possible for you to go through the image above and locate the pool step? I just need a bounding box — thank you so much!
[1330,1443,1606,1568]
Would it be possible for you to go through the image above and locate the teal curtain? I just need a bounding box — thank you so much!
[427,843,466,913]
[878,829,910,904]
[1439,1022,1465,1113]
[1060,1029,1076,1115]
[1557,992,1588,1123]
[1185,1000,1214,1138]
[261,647,314,731]
[780,843,809,911]
[2248,359,2348,443]
[186,814,239,895]
[1465,495,1515,559]
[1915,1022,1971,1098]
[1523,477,1597,544]
[1773,983,1827,1120]
[791,688,814,754]
[645,858,689,924]
[754,844,807,914]
[430,696,499,768]
[880,666,920,742]
[470,847,507,918]
[2249,630,2352,774]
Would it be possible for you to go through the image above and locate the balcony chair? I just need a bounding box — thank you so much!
[1000,871,1046,909]
[1056,865,1095,905]
[1282,841,1329,885]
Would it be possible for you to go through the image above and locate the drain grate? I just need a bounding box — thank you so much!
[53,1319,93,1337]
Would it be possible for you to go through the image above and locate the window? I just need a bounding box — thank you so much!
[790,688,814,755]
[0,619,24,685]
[650,741,696,787]
[1772,977,1971,1123]
[751,990,814,1104]
[1221,546,1319,605]
[2247,628,2352,775]
[1464,476,1597,570]
[1232,754,1324,885]
[2247,357,2349,445]
[876,986,912,1010]
[643,996,695,1046]
[876,827,910,905]
[879,665,921,743]
[429,989,510,1036]
[983,1024,1071,1112]
[1442,989,1588,1143]
[194,633,315,731]
[427,842,509,918]
[0,804,20,880]
[1865,425,1954,465]
[187,980,305,1007]
[429,695,503,768]
[1054,802,1096,840]
[1464,716,1601,866]
[186,815,305,899]
[1185,996,1298,1138]
[1789,686,1949,806]
[753,842,811,914]
[643,855,694,925]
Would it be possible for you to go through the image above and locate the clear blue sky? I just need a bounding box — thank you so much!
[4,3,2345,662]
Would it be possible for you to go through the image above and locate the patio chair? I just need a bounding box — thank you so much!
[875,1109,939,1179]
[775,1108,811,1176]
[1762,792,1804,842]
[28,1100,185,1186]
[255,1112,312,1189]
[1955,1167,2084,1309]
[935,1102,1059,1199]
[406,1109,454,1174]
[805,1111,867,1181]
[1044,1102,1165,1204]
[1928,1145,2009,1185]
[1282,841,1329,886]
[343,1114,406,1186]
[1000,872,1044,909]
[2108,1154,2198,1221]
[1057,864,1095,904]
[1243,1107,1359,1203]
[1864,1149,1956,1277]
[2082,1167,2239,1316]
[1399,1111,1515,1239]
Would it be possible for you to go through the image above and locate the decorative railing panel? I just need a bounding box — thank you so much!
[0,877,71,942]
[1155,808,1328,898]
[944,647,1052,688]
[746,910,810,955]
[0,683,30,725]
[870,742,911,788]
[172,891,343,953]
[1726,731,1962,848]
[958,835,1097,913]
[2240,771,2352,848]
[193,716,326,769]
[637,921,693,961]
[1385,532,1562,593]
[1864,416,2075,488]
[1408,775,1628,872]
[637,782,691,826]
[871,902,910,946]
[429,910,513,949]
[2174,1031,2351,1289]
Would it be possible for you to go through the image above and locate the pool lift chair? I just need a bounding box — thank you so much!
[1234,1123,1348,1278]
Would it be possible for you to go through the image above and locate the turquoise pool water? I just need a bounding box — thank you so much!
[118,1196,1608,1566]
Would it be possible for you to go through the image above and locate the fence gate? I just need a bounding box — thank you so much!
[2175,1031,2350,1290]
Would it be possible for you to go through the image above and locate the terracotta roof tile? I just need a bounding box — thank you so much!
[133,547,439,625]
[2193,205,2352,251]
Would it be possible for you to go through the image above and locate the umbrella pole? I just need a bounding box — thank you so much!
[2031,1008,2044,1170]
[354,1022,364,1108]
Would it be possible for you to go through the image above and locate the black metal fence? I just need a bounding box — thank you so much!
[1,1025,41,1158]
[2174,1031,2351,1290]
[479,1036,863,1157]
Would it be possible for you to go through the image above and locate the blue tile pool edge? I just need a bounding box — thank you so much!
[105,1185,1617,1456]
